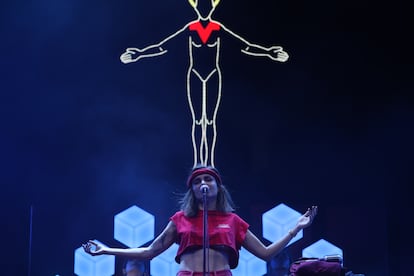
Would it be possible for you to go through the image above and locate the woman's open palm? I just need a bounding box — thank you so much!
[297,206,318,229]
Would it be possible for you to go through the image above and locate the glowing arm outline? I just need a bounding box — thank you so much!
[120,23,192,64]
[220,23,289,62]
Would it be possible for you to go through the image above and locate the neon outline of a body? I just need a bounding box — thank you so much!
[120,0,289,168]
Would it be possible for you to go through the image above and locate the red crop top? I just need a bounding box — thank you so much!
[170,210,249,269]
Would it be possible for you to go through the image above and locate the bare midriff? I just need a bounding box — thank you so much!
[179,247,230,272]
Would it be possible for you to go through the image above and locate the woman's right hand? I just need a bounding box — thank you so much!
[120,48,142,64]
[82,240,106,256]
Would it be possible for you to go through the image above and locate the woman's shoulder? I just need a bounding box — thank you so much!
[171,210,185,218]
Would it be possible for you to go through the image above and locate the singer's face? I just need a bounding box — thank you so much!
[191,173,219,199]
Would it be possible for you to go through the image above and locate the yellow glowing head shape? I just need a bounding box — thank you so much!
[188,0,197,8]
[188,0,221,8]
[213,0,221,7]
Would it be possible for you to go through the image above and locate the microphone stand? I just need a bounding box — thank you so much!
[202,188,209,276]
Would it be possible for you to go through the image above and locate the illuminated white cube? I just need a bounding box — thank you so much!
[302,239,343,260]
[114,205,155,247]
[232,247,267,275]
[150,243,180,276]
[262,203,302,246]
[74,240,115,276]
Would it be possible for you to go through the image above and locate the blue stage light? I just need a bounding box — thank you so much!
[74,240,115,276]
[302,239,343,263]
[150,244,180,276]
[114,205,155,247]
[262,203,303,246]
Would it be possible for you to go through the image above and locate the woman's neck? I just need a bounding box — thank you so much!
[198,198,217,211]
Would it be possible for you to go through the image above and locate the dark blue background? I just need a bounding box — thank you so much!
[1,0,412,275]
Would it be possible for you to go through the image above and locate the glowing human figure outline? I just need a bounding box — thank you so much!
[120,0,289,168]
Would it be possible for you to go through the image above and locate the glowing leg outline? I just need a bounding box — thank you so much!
[187,38,222,167]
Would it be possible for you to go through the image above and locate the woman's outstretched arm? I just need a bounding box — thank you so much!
[242,206,318,261]
[82,221,177,260]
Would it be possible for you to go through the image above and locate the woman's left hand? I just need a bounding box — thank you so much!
[297,206,318,229]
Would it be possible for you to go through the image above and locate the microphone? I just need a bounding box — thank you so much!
[200,184,209,194]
